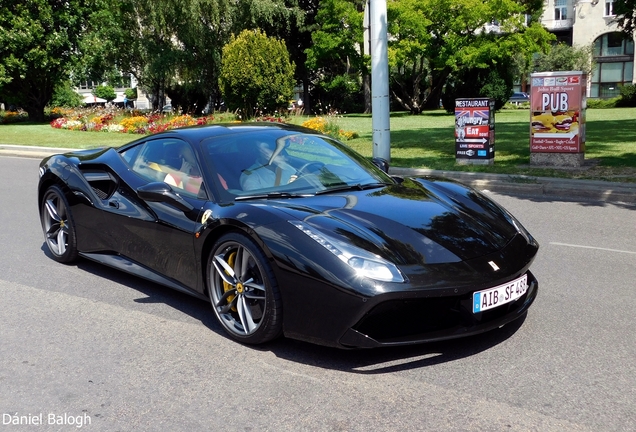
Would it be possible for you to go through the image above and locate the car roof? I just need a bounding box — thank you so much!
[148,122,318,143]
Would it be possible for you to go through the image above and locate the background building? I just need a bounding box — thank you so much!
[540,0,635,98]
[76,75,154,109]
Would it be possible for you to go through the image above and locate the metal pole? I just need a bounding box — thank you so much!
[369,0,391,161]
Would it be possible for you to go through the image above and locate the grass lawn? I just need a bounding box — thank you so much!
[2,107,635,181]
[329,108,636,181]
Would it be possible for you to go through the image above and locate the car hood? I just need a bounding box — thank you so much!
[268,177,520,265]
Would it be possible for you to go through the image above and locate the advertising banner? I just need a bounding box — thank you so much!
[530,71,587,153]
[455,98,495,164]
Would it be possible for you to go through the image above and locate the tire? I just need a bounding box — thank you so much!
[40,185,79,263]
[207,232,282,344]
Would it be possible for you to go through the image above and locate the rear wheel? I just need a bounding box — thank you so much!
[40,185,78,263]
[207,232,282,344]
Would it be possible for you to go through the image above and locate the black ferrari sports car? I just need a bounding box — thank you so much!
[38,122,539,348]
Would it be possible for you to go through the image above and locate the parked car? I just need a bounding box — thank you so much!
[508,92,530,104]
[37,123,539,348]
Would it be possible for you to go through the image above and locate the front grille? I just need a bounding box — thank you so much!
[353,297,466,341]
[353,286,532,343]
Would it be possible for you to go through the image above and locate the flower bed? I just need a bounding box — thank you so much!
[0,110,29,124]
[49,107,220,134]
[301,116,359,141]
[47,107,358,140]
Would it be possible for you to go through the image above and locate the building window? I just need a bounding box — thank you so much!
[593,32,634,57]
[605,0,615,16]
[591,33,635,98]
[79,81,96,90]
[555,0,568,20]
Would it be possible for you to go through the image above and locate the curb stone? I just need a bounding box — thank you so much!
[390,167,636,205]
[0,144,76,160]
[2,144,635,205]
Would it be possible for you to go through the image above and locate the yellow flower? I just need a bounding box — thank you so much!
[120,116,148,130]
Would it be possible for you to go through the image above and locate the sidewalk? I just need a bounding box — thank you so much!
[3,144,635,205]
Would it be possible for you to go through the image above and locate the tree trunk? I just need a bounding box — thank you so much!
[302,78,311,115]
[25,103,46,123]
[363,74,371,114]
[24,84,52,123]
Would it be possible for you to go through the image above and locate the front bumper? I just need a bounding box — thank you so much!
[339,271,538,348]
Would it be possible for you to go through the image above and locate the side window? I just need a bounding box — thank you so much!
[127,138,206,199]
[120,143,143,166]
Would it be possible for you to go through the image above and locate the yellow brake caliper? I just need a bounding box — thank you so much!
[222,251,237,312]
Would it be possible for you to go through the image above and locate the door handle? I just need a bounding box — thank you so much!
[108,200,119,209]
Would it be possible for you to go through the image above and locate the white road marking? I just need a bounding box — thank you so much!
[550,242,636,255]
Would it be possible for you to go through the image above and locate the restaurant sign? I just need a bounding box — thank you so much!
[455,98,495,164]
[530,71,587,153]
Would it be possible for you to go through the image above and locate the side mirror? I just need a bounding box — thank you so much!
[372,157,389,173]
[137,182,194,212]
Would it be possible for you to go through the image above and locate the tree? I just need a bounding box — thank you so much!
[93,0,195,110]
[244,0,319,113]
[442,62,515,112]
[532,43,594,76]
[387,0,554,113]
[0,0,96,121]
[90,0,305,113]
[219,29,295,118]
[614,0,636,37]
[305,0,368,113]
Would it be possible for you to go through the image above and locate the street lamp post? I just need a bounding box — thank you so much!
[368,0,391,162]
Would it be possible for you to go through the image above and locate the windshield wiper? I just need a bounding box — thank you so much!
[314,182,391,195]
[235,192,309,201]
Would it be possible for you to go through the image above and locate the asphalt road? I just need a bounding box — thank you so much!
[1,156,635,431]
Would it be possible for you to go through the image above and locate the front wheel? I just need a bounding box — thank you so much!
[40,185,78,263]
[207,232,282,344]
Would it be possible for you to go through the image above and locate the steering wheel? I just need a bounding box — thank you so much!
[296,161,325,176]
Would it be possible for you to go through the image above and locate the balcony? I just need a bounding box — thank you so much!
[544,18,574,30]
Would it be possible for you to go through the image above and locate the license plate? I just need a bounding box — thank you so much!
[473,274,528,313]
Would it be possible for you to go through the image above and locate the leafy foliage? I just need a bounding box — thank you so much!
[0,0,97,121]
[125,88,137,100]
[614,0,636,37]
[219,30,295,118]
[617,84,636,107]
[387,0,554,113]
[532,43,594,75]
[305,0,367,113]
[93,0,304,113]
[93,85,117,102]
[587,98,620,108]
[442,63,515,112]
[166,83,209,114]
[50,82,84,108]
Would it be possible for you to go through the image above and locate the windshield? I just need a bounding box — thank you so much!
[201,129,393,200]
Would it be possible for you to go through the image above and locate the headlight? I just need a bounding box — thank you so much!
[289,220,405,283]
[508,213,534,244]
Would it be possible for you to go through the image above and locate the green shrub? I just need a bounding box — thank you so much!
[93,85,116,102]
[617,84,636,107]
[219,29,295,119]
[50,81,83,108]
[314,74,362,114]
[124,88,137,100]
[587,97,619,109]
